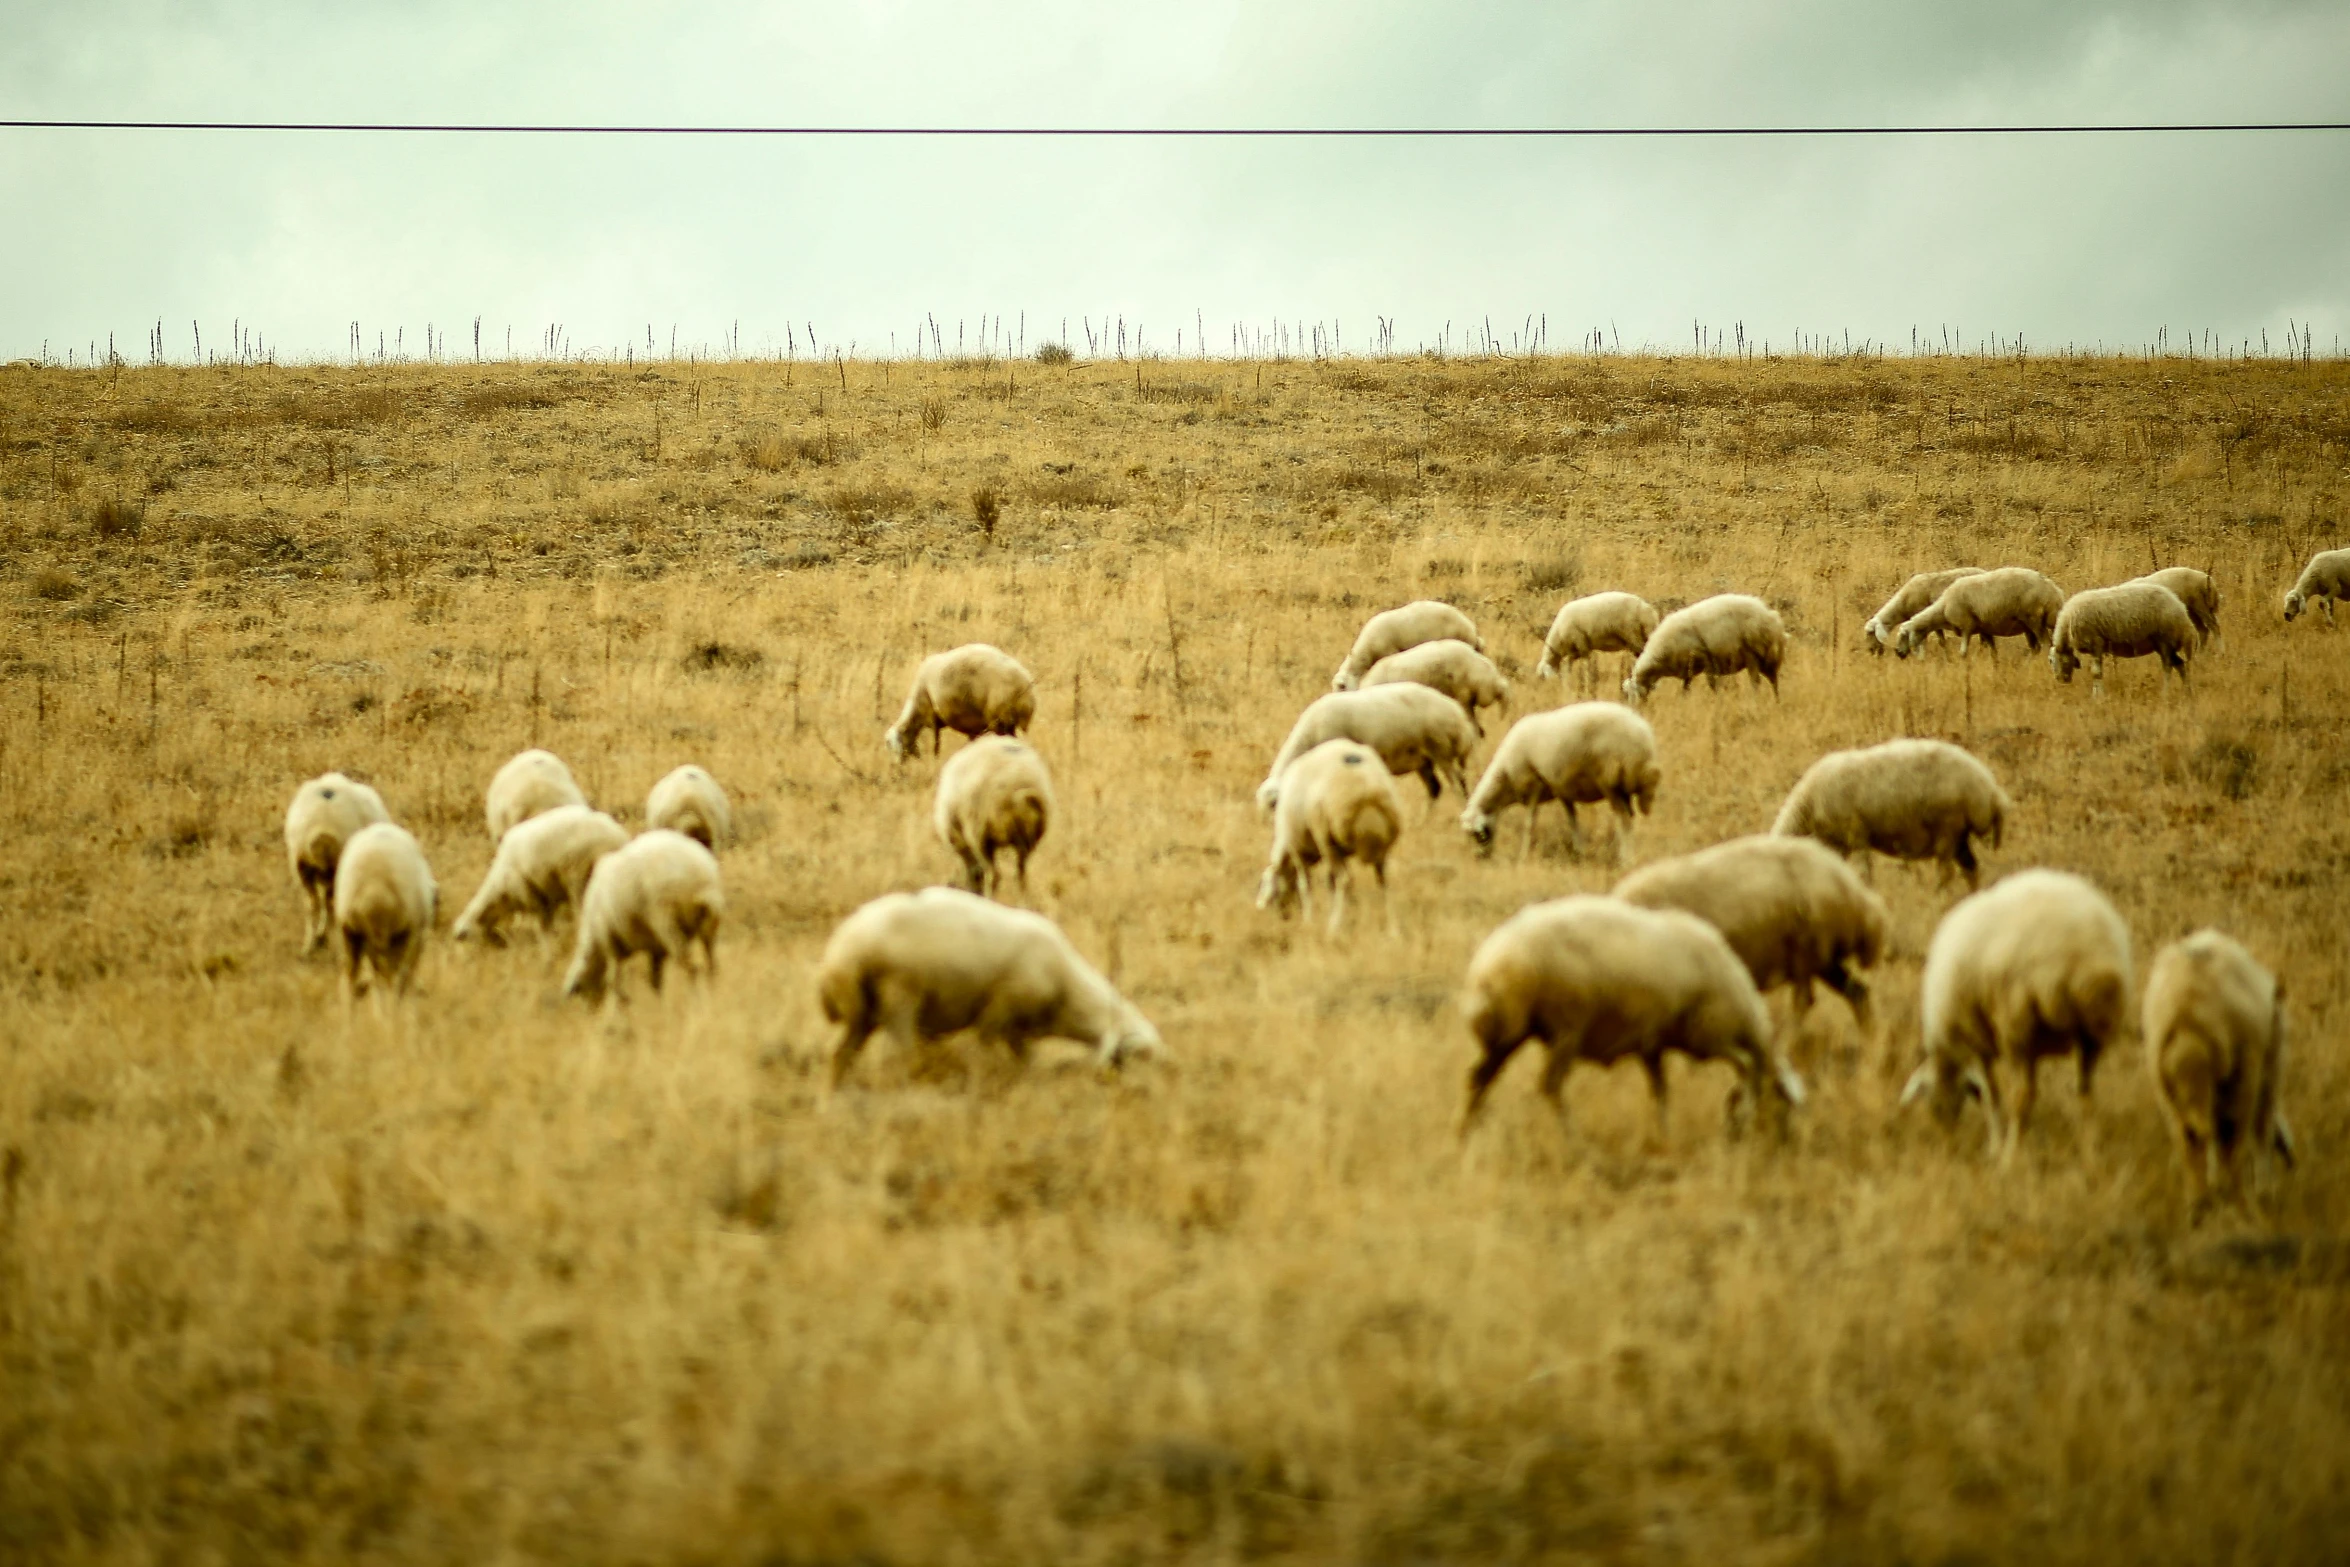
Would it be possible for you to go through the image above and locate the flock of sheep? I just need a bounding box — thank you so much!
[281,544,2347,1218]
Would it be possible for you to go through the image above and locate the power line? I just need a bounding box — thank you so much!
[2,118,2348,137]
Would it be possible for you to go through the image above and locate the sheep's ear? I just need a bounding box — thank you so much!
[1896,1062,1936,1109]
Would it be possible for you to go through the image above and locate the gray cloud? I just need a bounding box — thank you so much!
[2,1,2345,362]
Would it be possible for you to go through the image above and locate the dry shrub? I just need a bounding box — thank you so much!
[458,382,557,418]
[681,641,764,675]
[1034,343,1074,366]
[89,498,145,540]
[1520,549,1583,594]
[29,567,77,600]
[1024,470,1117,509]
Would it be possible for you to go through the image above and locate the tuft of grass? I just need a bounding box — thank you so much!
[89,498,145,540]
[30,567,78,600]
[970,485,1001,540]
[1034,343,1074,366]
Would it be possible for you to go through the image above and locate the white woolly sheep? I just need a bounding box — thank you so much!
[1359,638,1510,733]
[1459,702,1658,862]
[819,886,1162,1083]
[1458,895,1805,1144]
[1331,600,1482,690]
[451,804,628,946]
[2143,929,2296,1216]
[1537,592,1660,685]
[2134,566,2221,648]
[1255,683,1479,815]
[934,735,1055,898]
[645,764,732,849]
[1891,567,2064,659]
[1256,738,1404,934]
[284,771,390,953]
[2047,580,2194,694]
[561,829,723,1002]
[1900,869,2131,1161]
[884,643,1037,760]
[1614,834,1891,1023]
[2282,547,2349,625]
[1772,738,2011,889]
[1863,568,1985,655]
[1623,594,1786,705]
[333,822,437,999]
[486,748,587,841]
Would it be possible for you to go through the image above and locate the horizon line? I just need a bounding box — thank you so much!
[6,118,2350,138]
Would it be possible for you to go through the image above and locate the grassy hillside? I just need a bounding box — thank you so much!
[2,348,2347,1563]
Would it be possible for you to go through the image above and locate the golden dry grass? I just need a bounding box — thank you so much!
[2,348,2348,1563]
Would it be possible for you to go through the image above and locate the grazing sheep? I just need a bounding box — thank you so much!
[934,735,1054,898]
[486,748,588,841]
[1623,594,1786,705]
[1614,835,1891,1023]
[1538,592,1660,685]
[819,886,1162,1083]
[1255,683,1479,815]
[1459,703,1659,861]
[1458,896,1805,1144]
[1331,600,1482,690]
[1772,739,2011,889]
[2281,547,2349,625]
[284,772,390,953]
[1256,739,1404,934]
[645,764,732,850]
[2047,581,2194,695]
[1891,567,2064,659]
[451,804,628,946]
[1900,869,2131,1161]
[1864,568,1985,655]
[884,644,1037,760]
[2143,930,2296,1216]
[333,822,437,999]
[561,830,723,1002]
[2134,566,2221,648]
[1359,639,1510,733]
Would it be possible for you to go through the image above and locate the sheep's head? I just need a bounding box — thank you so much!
[560,946,608,1003]
[883,722,913,761]
[2048,641,2079,682]
[1892,623,1920,659]
[1534,652,1557,680]
[1252,777,1282,817]
[1100,1009,1165,1070]
[2283,587,2305,621]
[1897,1056,1981,1128]
[1459,806,1496,855]
[1620,675,1646,706]
[1330,666,1359,692]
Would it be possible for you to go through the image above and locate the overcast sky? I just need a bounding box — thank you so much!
[4,1,2348,365]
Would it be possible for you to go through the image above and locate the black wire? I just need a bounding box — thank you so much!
[2,119,2347,136]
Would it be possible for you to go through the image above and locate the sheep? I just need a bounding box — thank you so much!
[1255,739,1404,934]
[1772,739,2011,889]
[451,804,628,946]
[2143,930,2296,1217]
[1622,594,1786,705]
[1459,702,1658,862]
[1863,567,1984,655]
[1458,896,1805,1144]
[1359,638,1510,733]
[934,735,1054,898]
[1891,567,2064,659]
[284,772,390,953]
[1899,869,2131,1161]
[486,748,587,841]
[2047,580,2194,695]
[645,764,731,850]
[333,822,437,999]
[1613,835,1891,1024]
[2281,546,2349,625]
[819,886,1162,1084]
[884,643,1037,760]
[2133,566,2221,648]
[1537,592,1660,686]
[1331,600,1482,690]
[561,830,723,1002]
[1255,683,1479,815]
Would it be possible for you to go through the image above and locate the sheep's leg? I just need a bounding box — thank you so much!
[1641,1055,1671,1152]
[2002,1058,2041,1166]
[647,949,667,993]
[341,930,366,1001]
[1326,861,1350,938]
[1521,801,1539,862]
[827,1022,878,1088]
[1954,833,1981,891]
[1014,848,1031,897]
[1459,1044,1521,1134]
[1562,802,1583,860]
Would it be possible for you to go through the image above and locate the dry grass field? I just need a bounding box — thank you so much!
[3,344,2348,1564]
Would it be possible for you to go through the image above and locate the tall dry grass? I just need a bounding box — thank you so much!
[1,350,2348,1563]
